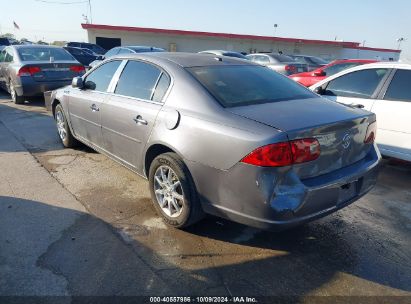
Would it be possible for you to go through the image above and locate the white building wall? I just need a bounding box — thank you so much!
[86,29,399,61]
[340,48,400,61]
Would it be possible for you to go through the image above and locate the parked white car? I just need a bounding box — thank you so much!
[310,62,411,162]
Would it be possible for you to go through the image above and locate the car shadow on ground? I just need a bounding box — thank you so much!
[0,102,96,155]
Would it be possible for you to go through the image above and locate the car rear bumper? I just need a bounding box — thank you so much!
[14,78,71,97]
[187,144,381,231]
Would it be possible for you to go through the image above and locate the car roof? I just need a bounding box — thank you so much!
[112,52,254,68]
[350,61,411,69]
[10,44,61,49]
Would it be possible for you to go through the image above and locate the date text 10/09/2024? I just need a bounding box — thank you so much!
[150,297,258,303]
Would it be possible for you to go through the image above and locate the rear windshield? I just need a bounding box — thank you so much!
[271,54,295,62]
[308,57,328,65]
[188,65,315,108]
[223,52,248,59]
[17,47,74,61]
[128,47,165,53]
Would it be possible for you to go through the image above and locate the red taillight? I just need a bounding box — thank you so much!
[290,139,321,164]
[285,65,297,72]
[70,65,85,73]
[17,66,41,77]
[364,122,377,144]
[241,142,293,167]
[241,138,321,167]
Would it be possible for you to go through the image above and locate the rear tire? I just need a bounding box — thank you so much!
[54,104,78,148]
[8,81,25,104]
[149,152,204,228]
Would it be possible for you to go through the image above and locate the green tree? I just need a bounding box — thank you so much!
[0,33,15,39]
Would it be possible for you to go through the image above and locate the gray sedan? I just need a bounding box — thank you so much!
[50,53,381,230]
[0,45,85,104]
[247,53,308,75]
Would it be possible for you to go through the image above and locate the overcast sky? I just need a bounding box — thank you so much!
[2,0,410,59]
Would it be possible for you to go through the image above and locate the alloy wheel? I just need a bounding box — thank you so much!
[55,111,67,141]
[153,165,184,218]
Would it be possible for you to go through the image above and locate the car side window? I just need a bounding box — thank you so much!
[5,49,14,63]
[152,73,171,103]
[324,69,388,99]
[105,48,120,58]
[384,69,411,102]
[0,50,5,62]
[115,60,162,100]
[84,60,122,92]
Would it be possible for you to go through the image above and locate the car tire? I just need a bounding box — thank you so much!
[8,81,25,105]
[54,104,78,148]
[149,152,204,228]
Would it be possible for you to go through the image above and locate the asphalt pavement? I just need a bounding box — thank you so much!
[0,95,410,301]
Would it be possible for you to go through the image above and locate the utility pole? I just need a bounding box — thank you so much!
[397,37,406,50]
[274,24,278,37]
[88,0,93,24]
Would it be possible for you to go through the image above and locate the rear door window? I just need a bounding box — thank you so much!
[324,68,388,98]
[152,73,171,103]
[114,60,162,100]
[84,60,122,92]
[384,69,411,102]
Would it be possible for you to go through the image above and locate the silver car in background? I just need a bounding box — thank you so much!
[50,53,380,230]
[89,45,165,68]
[247,53,308,75]
[0,45,85,104]
[199,50,249,60]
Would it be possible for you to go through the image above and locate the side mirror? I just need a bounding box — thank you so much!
[313,70,326,77]
[314,86,325,95]
[96,55,104,60]
[72,77,84,89]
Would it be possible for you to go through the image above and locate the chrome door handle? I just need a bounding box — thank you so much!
[133,115,148,125]
[90,104,99,112]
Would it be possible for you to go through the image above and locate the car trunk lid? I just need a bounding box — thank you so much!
[228,97,375,179]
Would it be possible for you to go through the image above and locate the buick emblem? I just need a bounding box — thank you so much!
[342,134,352,149]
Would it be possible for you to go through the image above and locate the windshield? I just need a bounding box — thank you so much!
[18,47,75,61]
[188,65,315,108]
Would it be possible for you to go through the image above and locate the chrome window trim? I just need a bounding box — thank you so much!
[107,60,128,93]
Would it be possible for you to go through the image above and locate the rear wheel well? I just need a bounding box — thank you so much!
[145,144,175,177]
[51,99,60,117]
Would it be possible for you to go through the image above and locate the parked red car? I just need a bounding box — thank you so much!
[289,59,378,87]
